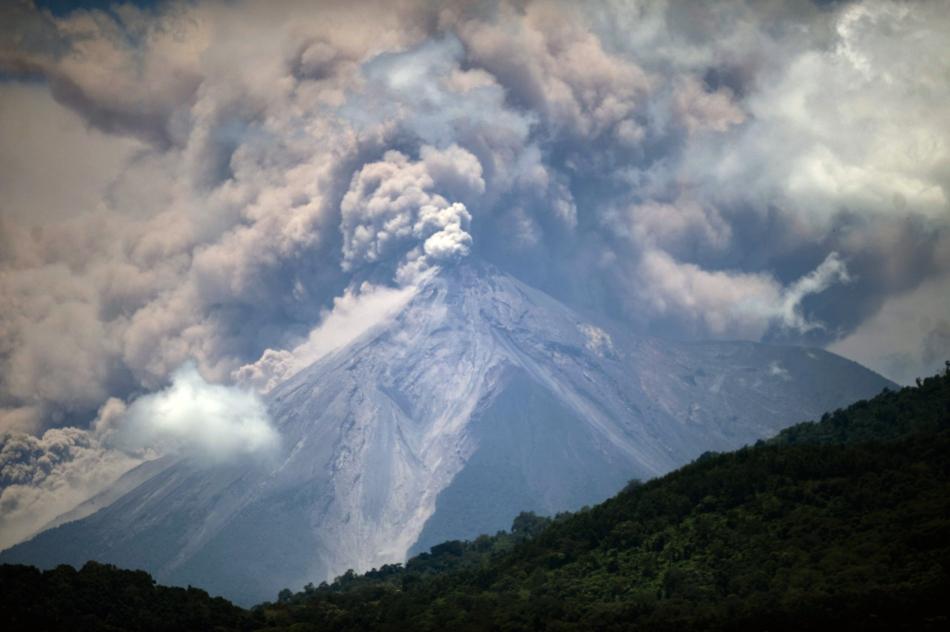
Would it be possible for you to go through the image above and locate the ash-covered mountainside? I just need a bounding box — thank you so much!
[1,261,892,605]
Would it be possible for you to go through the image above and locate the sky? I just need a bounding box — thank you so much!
[0,0,948,546]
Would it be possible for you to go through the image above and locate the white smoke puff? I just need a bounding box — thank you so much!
[422,216,472,260]
[578,324,616,358]
[235,281,418,393]
[116,363,280,463]
[776,252,851,332]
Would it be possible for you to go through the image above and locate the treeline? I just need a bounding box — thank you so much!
[3,369,949,631]
[0,561,255,631]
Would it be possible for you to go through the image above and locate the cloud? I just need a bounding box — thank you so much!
[449,1,650,144]
[0,0,946,437]
[236,282,417,393]
[116,363,279,462]
[0,364,278,550]
[0,409,144,550]
[0,82,144,227]
[623,196,732,255]
[672,76,745,135]
[339,145,482,277]
[631,251,851,339]
[669,0,950,241]
[829,272,950,384]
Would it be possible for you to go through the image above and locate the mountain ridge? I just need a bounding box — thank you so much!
[0,260,894,604]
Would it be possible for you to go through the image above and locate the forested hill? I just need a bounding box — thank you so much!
[3,368,949,631]
[0,562,255,631]
[770,368,949,446]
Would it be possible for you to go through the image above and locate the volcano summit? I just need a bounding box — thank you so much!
[1,261,892,604]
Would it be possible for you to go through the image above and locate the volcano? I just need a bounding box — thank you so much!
[1,260,893,604]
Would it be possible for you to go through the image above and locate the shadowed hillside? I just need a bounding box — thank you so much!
[0,562,255,632]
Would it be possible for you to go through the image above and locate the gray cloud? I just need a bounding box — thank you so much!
[0,362,278,548]
[628,250,851,340]
[0,0,948,531]
[830,272,950,385]
[339,145,482,279]
[0,400,144,549]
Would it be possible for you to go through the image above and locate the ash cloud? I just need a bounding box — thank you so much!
[0,419,144,550]
[0,363,278,549]
[340,145,483,279]
[1,0,949,540]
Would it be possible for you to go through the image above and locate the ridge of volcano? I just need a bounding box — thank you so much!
[1,260,893,605]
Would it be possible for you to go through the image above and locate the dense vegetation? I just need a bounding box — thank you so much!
[0,561,255,631]
[3,367,948,631]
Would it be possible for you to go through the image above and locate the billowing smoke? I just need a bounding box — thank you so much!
[114,363,279,461]
[0,363,277,549]
[0,420,143,550]
[1,0,948,543]
[631,251,852,339]
[236,282,417,393]
[340,145,483,281]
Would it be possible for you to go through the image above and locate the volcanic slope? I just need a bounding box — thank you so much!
[1,261,893,605]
